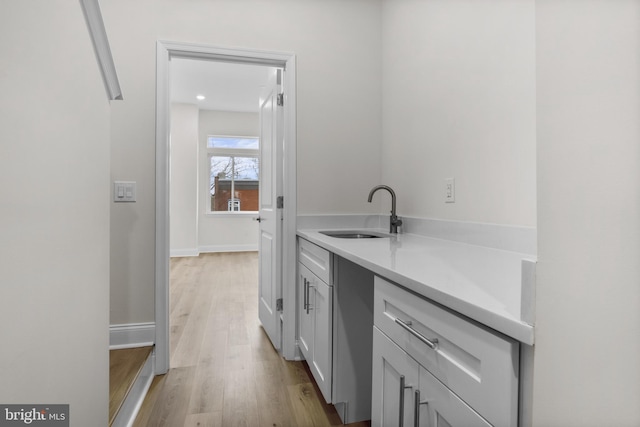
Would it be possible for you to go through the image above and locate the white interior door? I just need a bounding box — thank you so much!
[258,68,284,350]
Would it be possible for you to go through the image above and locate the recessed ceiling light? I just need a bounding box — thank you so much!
[196,94,205,100]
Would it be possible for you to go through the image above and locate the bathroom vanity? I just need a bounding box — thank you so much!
[297,219,535,426]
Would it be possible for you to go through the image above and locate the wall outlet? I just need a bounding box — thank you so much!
[445,178,455,203]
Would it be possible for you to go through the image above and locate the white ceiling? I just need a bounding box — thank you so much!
[170,58,275,113]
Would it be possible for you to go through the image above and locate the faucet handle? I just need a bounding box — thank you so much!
[390,215,402,234]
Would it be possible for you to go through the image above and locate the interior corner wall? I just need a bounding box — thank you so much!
[103,0,383,326]
[0,1,110,424]
[198,110,260,252]
[170,103,199,256]
[381,0,536,226]
[533,1,640,425]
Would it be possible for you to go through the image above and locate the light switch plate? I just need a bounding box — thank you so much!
[445,178,455,203]
[114,181,136,202]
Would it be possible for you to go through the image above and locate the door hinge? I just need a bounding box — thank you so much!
[277,196,284,209]
[277,93,284,106]
[276,298,283,311]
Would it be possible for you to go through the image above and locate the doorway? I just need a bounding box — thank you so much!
[155,42,297,374]
[169,59,272,256]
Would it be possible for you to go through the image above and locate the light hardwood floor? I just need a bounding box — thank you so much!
[133,252,370,427]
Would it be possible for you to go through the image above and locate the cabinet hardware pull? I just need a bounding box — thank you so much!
[395,318,439,350]
[413,389,428,427]
[399,375,413,427]
[306,281,314,315]
[303,278,308,310]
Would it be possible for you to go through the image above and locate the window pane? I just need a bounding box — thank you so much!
[210,156,259,212]
[207,136,259,150]
[233,156,259,180]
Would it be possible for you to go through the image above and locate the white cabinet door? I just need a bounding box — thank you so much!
[417,366,491,427]
[372,327,419,427]
[298,263,314,360]
[310,278,333,403]
[298,262,333,403]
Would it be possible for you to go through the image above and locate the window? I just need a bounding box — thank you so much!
[228,198,241,211]
[207,136,259,213]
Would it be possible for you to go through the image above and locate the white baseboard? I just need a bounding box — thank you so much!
[199,244,258,253]
[170,248,199,257]
[110,323,155,350]
[170,245,258,257]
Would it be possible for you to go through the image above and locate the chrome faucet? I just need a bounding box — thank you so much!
[367,185,403,234]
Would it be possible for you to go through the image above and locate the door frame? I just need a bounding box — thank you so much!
[155,41,297,374]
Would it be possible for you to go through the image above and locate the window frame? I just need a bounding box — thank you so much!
[206,135,260,216]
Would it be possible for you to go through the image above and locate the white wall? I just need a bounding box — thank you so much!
[170,103,199,256]
[0,1,110,425]
[381,0,536,226]
[198,110,260,252]
[103,0,383,325]
[534,1,640,425]
[382,1,640,425]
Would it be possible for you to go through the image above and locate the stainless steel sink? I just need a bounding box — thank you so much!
[319,230,388,239]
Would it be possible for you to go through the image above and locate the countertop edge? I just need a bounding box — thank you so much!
[297,229,535,346]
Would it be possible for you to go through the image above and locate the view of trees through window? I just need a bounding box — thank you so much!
[208,136,260,212]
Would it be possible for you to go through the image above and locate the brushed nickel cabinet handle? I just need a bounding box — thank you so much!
[306,281,314,314]
[395,318,438,350]
[413,390,428,427]
[399,375,413,427]
[303,278,308,311]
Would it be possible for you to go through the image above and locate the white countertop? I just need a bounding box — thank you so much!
[297,228,535,345]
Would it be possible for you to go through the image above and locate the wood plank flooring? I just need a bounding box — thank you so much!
[133,252,370,427]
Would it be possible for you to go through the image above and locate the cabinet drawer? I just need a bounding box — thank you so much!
[298,238,332,284]
[374,276,519,427]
